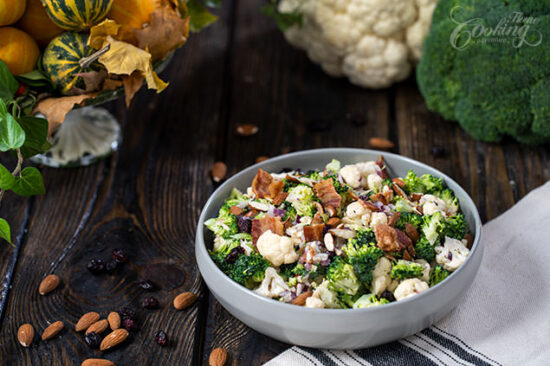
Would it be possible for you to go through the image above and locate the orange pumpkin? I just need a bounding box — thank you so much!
[109,0,160,33]
[17,0,63,48]
[0,27,39,75]
[0,0,26,26]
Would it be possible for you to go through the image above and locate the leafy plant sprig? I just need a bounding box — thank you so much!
[0,60,50,245]
[262,0,303,31]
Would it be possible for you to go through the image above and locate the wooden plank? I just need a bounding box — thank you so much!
[0,12,230,365]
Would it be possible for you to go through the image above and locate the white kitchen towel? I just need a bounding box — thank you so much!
[265,182,550,366]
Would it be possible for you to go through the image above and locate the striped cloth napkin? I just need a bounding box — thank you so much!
[266,182,550,366]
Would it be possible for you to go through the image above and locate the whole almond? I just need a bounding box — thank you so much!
[211,162,227,183]
[255,156,269,163]
[209,348,227,366]
[369,137,395,150]
[75,312,100,332]
[173,292,197,310]
[86,319,109,335]
[292,291,313,306]
[107,312,121,330]
[100,329,129,351]
[39,274,60,295]
[41,321,64,340]
[236,124,258,136]
[17,323,34,347]
[81,359,115,366]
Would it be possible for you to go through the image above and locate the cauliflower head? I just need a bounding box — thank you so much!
[256,230,300,267]
[278,0,438,88]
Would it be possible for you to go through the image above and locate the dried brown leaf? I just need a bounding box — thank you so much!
[34,94,98,135]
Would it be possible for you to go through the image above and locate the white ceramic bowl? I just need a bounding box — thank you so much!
[196,148,483,349]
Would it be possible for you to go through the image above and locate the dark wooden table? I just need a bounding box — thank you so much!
[1,1,549,365]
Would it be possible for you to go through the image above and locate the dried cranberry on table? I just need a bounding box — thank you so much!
[87,259,105,275]
[84,332,102,349]
[120,307,137,321]
[154,330,168,346]
[105,260,118,274]
[122,317,138,332]
[112,248,129,263]
[141,296,160,309]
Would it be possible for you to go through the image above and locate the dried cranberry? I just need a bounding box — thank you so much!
[447,251,453,261]
[122,317,138,332]
[380,291,396,302]
[237,216,252,233]
[346,113,366,127]
[225,246,245,264]
[430,146,447,157]
[154,330,168,347]
[85,332,102,349]
[138,280,156,291]
[87,259,105,275]
[105,260,118,274]
[141,296,160,309]
[111,248,128,263]
[119,307,137,321]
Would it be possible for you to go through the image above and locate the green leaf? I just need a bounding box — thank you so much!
[17,116,51,158]
[187,0,218,32]
[262,3,302,31]
[11,167,45,196]
[0,218,11,244]
[0,60,18,102]
[16,69,53,89]
[0,163,15,190]
[0,101,26,151]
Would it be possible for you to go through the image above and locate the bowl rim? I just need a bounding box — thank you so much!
[196,148,483,314]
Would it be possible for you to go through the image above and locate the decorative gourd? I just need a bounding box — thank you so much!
[17,0,63,48]
[0,27,40,75]
[109,0,159,30]
[42,32,98,94]
[41,0,114,31]
[0,0,27,26]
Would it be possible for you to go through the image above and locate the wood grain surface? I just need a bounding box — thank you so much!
[0,0,549,365]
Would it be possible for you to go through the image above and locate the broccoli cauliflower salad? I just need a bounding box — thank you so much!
[278,0,438,88]
[205,156,472,309]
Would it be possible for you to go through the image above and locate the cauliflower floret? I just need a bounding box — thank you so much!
[279,0,438,88]
[414,259,431,282]
[254,267,290,298]
[371,257,392,295]
[256,230,299,267]
[310,280,340,308]
[394,278,429,300]
[369,212,388,227]
[367,173,383,191]
[435,236,470,271]
[343,201,371,230]
[340,164,362,188]
[420,194,456,216]
[305,296,325,308]
[286,185,316,217]
[346,201,367,218]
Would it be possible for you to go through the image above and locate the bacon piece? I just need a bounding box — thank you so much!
[251,216,284,245]
[395,228,412,249]
[348,190,360,201]
[359,199,380,212]
[312,212,324,225]
[373,224,401,252]
[371,192,388,205]
[405,223,419,243]
[244,209,258,217]
[382,188,394,204]
[392,178,405,188]
[376,155,389,179]
[251,169,273,199]
[388,212,401,227]
[403,249,412,261]
[326,217,341,227]
[272,192,288,206]
[229,206,244,216]
[410,193,423,202]
[304,224,325,243]
[268,180,284,199]
[392,182,408,199]
[313,179,342,209]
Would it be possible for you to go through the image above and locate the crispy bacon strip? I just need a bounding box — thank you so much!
[395,228,412,249]
[272,192,288,206]
[359,199,380,212]
[392,182,408,199]
[251,215,284,245]
[405,223,419,243]
[388,212,401,227]
[313,179,341,209]
[373,224,401,252]
[268,180,284,198]
[251,168,273,199]
[376,155,390,179]
[304,224,325,243]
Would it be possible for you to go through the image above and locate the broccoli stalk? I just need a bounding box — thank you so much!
[429,265,450,287]
[391,260,424,280]
[326,257,360,296]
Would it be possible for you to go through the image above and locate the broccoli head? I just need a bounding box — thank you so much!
[444,213,467,240]
[391,260,424,280]
[429,265,451,287]
[286,185,317,217]
[325,159,341,173]
[352,294,390,309]
[204,214,239,239]
[395,212,423,231]
[417,0,550,144]
[343,243,384,286]
[282,202,297,222]
[346,228,376,249]
[421,211,446,245]
[326,257,360,295]
[228,253,270,288]
[403,170,444,194]
[414,236,436,262]
[393,197,415,213]
[437,189,460,214]
[324,174,349,194]
[279,262,306,279]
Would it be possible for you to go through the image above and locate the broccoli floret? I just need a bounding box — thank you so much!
[429,265,450,287]
[393,196,415,213]
[305,170,322,180]
[282,179,299,192]
[404,170,444,194]
[338,292,363,309]
[279,262,305,279]
[414,236,436,262]
[212,235,240,256]
[204,214,239,239]
[444,213,467,240]
[346,228,376,249]
[421,211,446,245]
[343,243,384,286]
[437,189,460,214]
[352,293,390,309]
[325,159,341,173]
[282,203,297,222]
[391,260,424,280]
[382,178,393,187]
[229,253,270,289]
[326,257,360,295]
[395,212,423,230]
[323,174,349,194]
[286,185,317,217]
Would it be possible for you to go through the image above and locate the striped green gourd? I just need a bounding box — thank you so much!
[42,32,100,95]
[41,0,114,31]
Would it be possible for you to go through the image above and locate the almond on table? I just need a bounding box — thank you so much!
[76,312,100,332]
[39,274,60,295]
[42,321,64,340]
[17,323,34,347]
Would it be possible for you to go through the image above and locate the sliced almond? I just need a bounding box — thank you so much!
[75,312,100,332]
[248,201,269,211]
[173,292,198,310]
[292,291,313,306]
[39,274,60,295]
[81,359,115,366]
[86,319,109,335]
[107,312,121,330]
[17,323,34,347]
[369,137,395,150]
[323,233,334,252]
[236,124,258,136]
[100,329,129,351]
[41,321,64,340]
[209,347,228,366]
[211,162,227,183]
